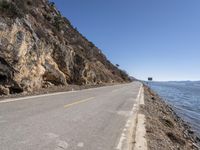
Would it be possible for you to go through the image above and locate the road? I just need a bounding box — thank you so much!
[0,82,141,150]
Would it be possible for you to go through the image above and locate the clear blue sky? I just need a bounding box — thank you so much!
[52,0,200,81]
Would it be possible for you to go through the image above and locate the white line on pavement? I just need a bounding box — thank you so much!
[0,83,132,104]
[0,91,77,104]
[116,83,142,150]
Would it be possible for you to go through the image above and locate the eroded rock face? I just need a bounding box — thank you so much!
[0,0,130,95]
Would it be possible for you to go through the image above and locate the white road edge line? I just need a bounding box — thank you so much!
[134,114,147,150]
[116,83,143,150]
[134,84,148,150]
[139,86,144,105]
[0,91,77,104]
[0,83,132,104]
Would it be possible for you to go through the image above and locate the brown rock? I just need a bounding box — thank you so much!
[0,85,9,95]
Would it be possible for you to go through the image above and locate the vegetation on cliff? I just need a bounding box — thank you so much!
[0,0,131,95]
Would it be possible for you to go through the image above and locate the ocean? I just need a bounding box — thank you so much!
[147,81,200,137]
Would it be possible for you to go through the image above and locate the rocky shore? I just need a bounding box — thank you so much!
[142,85,200,150]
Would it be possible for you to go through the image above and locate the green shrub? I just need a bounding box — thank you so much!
[49,1,55,7]
[53,16,62,31]
[0,0,23,18]
[0,0,10,10]
[43,14,52,22]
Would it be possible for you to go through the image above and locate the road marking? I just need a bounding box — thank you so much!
[134,114,147,150]
[0,91,76,104]
[77,142,84,147]
[116,83,143,150]
[134,85,147,150]
[139,86,144,105]
[0,82,137,105]
[64,97,95,109]
[0,83,130,104]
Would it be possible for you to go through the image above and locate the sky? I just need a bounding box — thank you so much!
[52,0,200,81]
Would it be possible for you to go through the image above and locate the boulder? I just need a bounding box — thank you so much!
[0,85,9,95]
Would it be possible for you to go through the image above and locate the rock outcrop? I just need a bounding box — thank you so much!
[0,0,131,95]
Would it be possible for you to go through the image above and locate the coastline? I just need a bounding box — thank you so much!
[142,85,200,150]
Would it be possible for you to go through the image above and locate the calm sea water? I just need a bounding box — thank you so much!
[148,81,200,136]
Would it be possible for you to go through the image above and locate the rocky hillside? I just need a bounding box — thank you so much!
[0,0,131,95]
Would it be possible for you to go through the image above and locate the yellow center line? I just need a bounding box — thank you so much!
[64,97,95,108]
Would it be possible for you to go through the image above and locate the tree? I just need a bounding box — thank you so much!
[116,64,120,67]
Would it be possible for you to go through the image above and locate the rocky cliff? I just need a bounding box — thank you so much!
[0,0,130,95]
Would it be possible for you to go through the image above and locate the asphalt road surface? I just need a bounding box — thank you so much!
[0,82,141,150]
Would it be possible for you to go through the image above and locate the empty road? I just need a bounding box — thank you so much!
[0,82,141,150]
